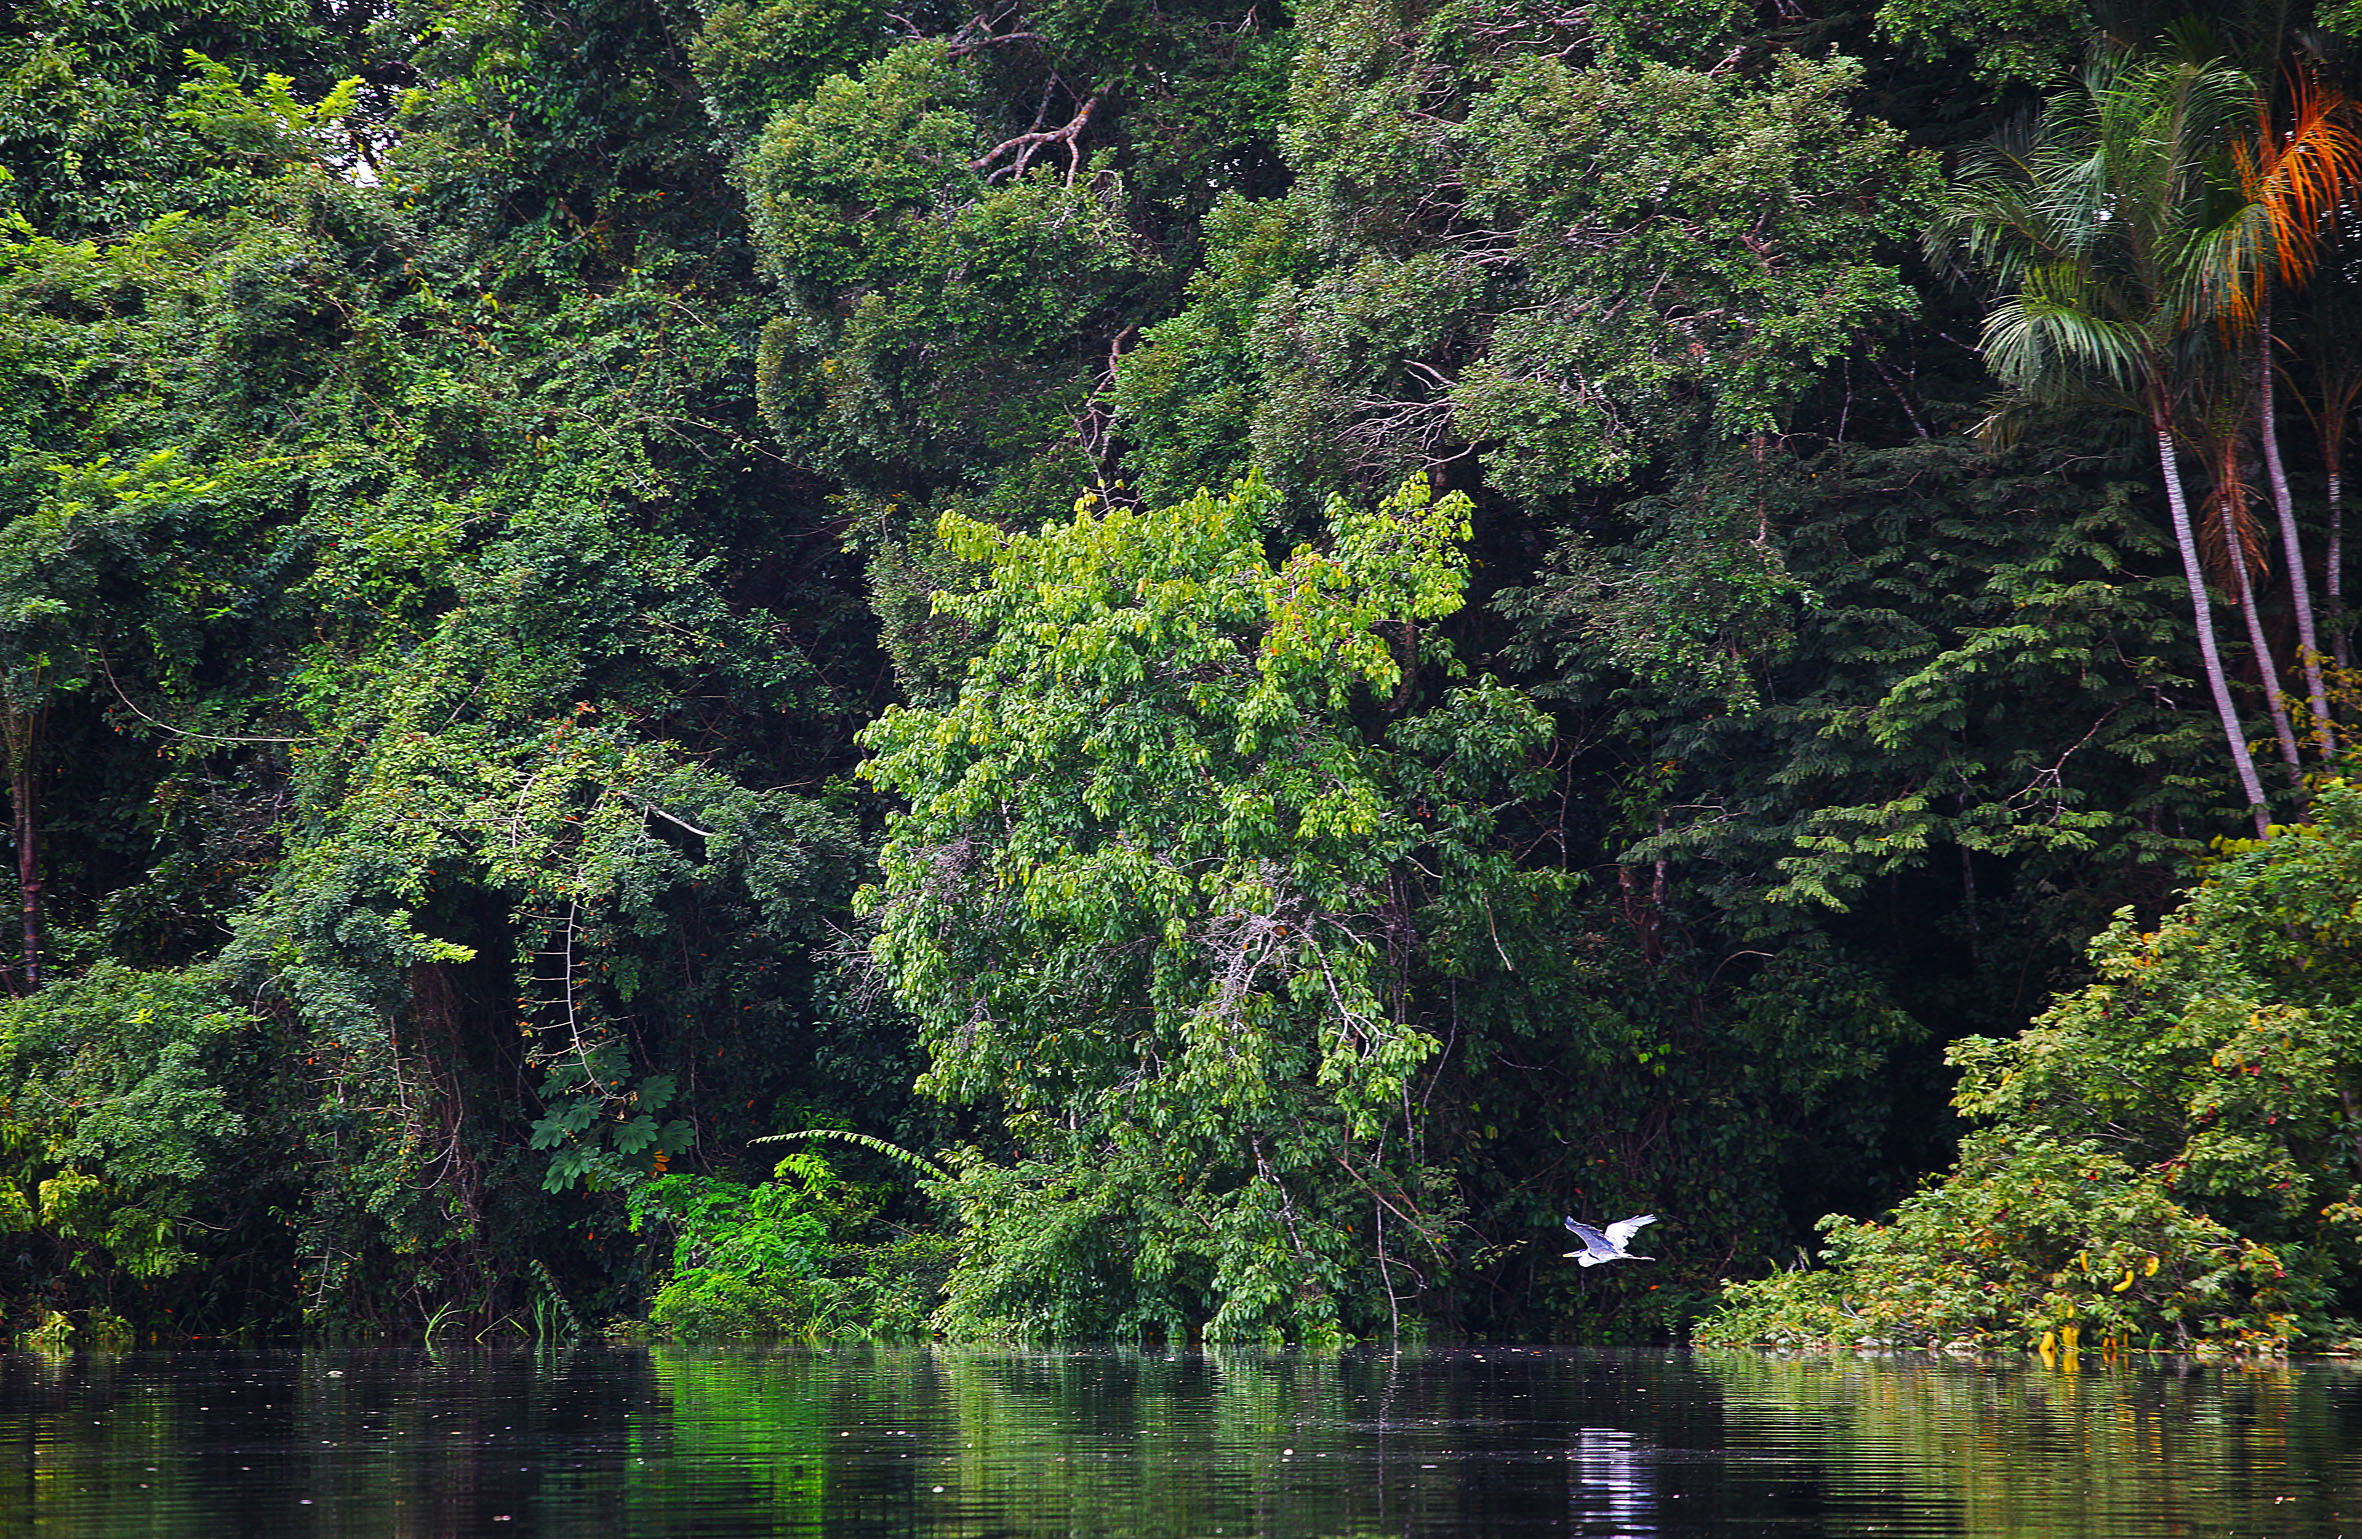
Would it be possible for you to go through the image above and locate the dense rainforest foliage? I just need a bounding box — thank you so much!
[1704,778,2362,1356]
[5,0,2362,1349]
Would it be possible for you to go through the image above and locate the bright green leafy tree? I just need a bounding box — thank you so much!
[858,474,1552,1342]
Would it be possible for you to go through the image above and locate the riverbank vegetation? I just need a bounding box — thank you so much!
[1701,780,2362,1356]
[3,0,2361,1350]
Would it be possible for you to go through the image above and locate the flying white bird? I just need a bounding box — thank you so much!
[1563,1213,1656,1267]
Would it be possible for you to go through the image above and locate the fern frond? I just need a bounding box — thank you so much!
[752,1128,953,1183]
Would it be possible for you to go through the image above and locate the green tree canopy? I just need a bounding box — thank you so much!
[859,474,1552,1341]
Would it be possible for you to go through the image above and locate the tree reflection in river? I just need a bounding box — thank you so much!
[0,1345,2356,1537]
[1699,1350,2362,1539]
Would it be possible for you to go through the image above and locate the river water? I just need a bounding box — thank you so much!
[0,1345,2354,1537]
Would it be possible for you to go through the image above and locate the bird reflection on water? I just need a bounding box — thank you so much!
[1569,1425,1654,1537]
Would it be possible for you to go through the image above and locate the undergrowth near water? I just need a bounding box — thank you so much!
[628,1149,951,1340]
[1700,781,2362,1357]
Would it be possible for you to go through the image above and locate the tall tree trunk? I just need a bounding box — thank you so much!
[2157,421,2272,832]
[2333,462,2349,670]
[2231,530,2305,782]
[2258,289,2335,754]
[0,701,41,993]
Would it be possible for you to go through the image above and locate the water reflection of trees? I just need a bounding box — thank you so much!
[1697,1352,2362,1539]
[6,1348,2357,1537]
[648,1346,1418,1538]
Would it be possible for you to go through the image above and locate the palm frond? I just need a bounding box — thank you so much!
[1982,290,2151,393]
[2179,200,2276,325]
[2191,422,2270,587]
[2236,67,2362,288]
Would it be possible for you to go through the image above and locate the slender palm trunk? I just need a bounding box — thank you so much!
[2258,290,2334,755]
[2333,453,2351,670]
[2231,531,2306,781]
[2157,422,2272,831]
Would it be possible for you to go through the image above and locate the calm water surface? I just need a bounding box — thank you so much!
[0,1345,2355,1537]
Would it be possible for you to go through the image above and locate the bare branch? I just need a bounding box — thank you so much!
[975,91,1105,186]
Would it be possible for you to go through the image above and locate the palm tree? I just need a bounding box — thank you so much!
[1934,45,2273,831]
[2190,369,2304,778]
[2191,65,2362,757]
[2287,217,2362,670]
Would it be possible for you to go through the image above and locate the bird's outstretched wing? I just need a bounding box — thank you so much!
[1563,1217,1610,1251]
[1604,1214,1656,1249]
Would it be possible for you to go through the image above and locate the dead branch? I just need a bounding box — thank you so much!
[975,91,1105,186]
